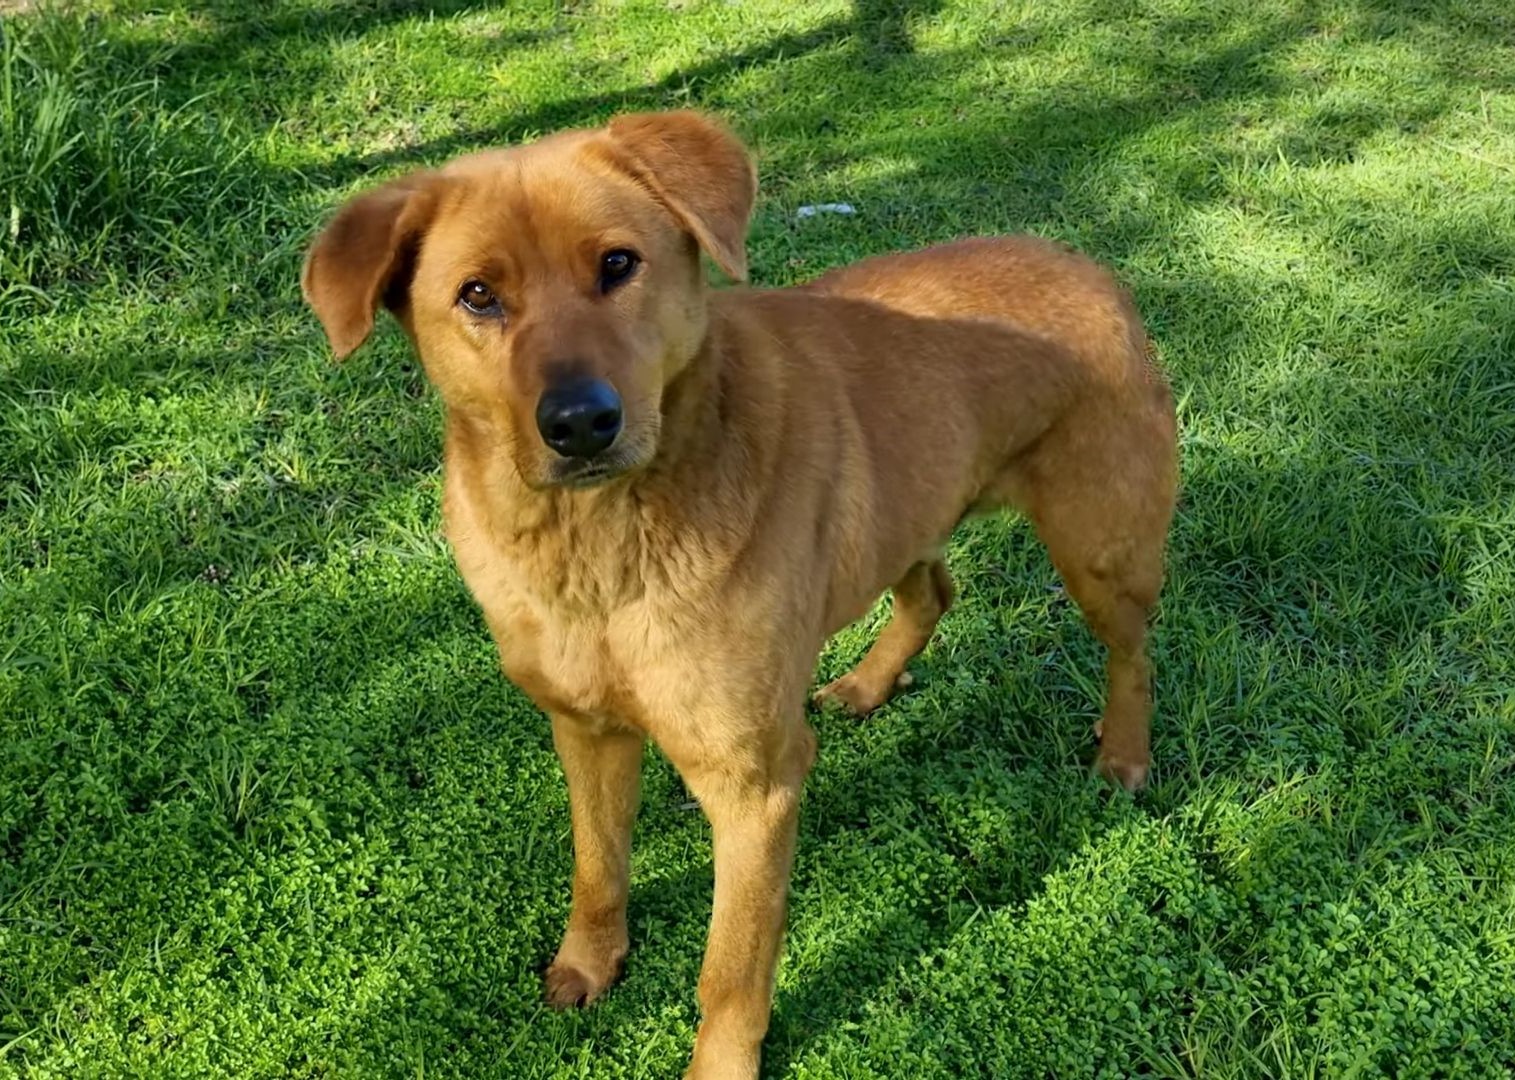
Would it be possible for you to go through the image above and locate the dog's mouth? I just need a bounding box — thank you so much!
[540,441,652,490]
[555,459,628,489]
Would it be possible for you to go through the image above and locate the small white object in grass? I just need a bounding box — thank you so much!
[796,203,857,219]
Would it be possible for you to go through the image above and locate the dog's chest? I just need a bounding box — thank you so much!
[450,528,679,730]
[500,602,663,728]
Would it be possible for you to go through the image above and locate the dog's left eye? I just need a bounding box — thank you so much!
[599,249,640,292]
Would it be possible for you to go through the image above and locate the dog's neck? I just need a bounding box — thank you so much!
[442,318,775,613]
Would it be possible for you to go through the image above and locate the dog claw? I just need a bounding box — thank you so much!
[813,673,889,716]
[544,961,610,1009]
[814,665,921,716]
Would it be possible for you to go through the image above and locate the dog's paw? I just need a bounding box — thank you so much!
[1094,750,1149,793]
[813,671,899,716]
[544,957,618,1009]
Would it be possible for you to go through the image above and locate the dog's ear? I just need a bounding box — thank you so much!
[301,173,446,360]
[606,111,756,282]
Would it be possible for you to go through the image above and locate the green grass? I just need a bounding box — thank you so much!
[2,0,1513,1075]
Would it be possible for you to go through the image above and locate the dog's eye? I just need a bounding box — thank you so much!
[599,249,640,293]
[458,280,502,316]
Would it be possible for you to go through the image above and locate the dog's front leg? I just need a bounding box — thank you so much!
[666,712,817,1080]
[544,714,644,1008]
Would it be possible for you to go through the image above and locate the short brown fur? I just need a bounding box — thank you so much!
[302,111,1177,1079]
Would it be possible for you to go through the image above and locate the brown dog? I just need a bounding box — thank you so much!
[302,111,1176,1079]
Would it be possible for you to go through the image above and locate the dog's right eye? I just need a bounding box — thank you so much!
[458,280,502,316]
[599,249,640,293]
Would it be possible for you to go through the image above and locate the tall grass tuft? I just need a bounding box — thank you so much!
[0,9,247,303]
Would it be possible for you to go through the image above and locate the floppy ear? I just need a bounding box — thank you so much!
[301,173,445,360]
[605,111,756,282]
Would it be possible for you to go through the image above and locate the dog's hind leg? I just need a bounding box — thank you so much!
[1014,423,1173,791]
[813,558,955,716]
[1057,557,1159,792]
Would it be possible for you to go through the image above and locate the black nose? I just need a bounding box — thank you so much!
[535,378,623,459]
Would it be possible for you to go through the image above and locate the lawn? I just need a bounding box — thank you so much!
[2,0,1513,1076]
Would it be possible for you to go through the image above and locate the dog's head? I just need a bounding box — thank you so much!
[301,111,756,489]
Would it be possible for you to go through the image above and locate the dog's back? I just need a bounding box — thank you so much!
[807,235,1161,398]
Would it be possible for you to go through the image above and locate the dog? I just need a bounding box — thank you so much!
[302,110,1176,1079]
